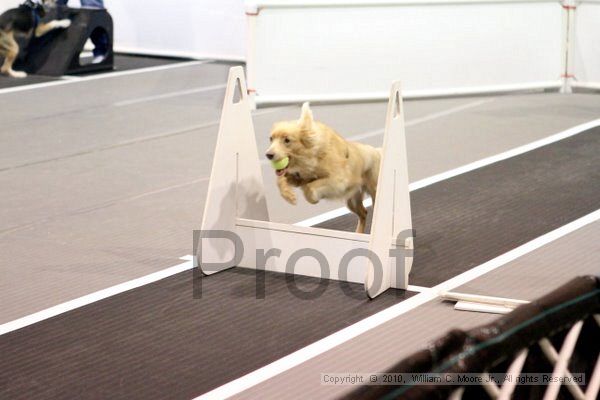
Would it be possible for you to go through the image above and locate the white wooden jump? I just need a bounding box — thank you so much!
[195,66,413,298]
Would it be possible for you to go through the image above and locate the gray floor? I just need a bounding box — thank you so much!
[1,61,600,324]
[455,219,600,300]
[233,219,600,400]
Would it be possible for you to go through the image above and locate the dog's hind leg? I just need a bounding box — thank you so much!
[346,192,368,234]
[365,181,376,204]
[363,172,378,232]
[0,31,26,78]
[364,163,379,204]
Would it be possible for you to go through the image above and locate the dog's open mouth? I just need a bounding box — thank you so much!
[273,156,290,176]
[275,167,288,177]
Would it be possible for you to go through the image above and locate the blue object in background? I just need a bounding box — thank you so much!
[56,0,105,7]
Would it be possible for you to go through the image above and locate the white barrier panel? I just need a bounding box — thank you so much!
[246,0,564,105]
[104,0,245,61]
[572,1,600,89]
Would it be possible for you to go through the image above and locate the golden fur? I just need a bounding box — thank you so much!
[266,102,381,233]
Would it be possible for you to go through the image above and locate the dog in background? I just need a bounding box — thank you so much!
[0,0,71,78]
[266,103,381,233]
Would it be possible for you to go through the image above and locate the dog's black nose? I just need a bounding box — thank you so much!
[266,153,274,160]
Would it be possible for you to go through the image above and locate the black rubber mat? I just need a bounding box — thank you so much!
[319,127,600,286]
[0,55,186,88]
[1,128,599,399]
[72,54,187,76]
[0,270,412,400]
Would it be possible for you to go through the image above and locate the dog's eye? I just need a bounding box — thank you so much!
[284,138,291,144]
[269,137,273,142]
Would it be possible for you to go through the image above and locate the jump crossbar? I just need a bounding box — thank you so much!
[237,218,368,243]
[237,218,408,247]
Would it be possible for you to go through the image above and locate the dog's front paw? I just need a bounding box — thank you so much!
[281,189,297,205]
[303,186,319,204]
[57,19,71,29]
[5,69,27,78]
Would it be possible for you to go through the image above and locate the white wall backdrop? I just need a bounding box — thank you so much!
[247,0,565,104]
[0,0,24,10]
[0,1,82,9]
[104,0,246,61]
[572,0,600,87]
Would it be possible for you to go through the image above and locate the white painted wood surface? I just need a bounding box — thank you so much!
[454,301,514,314]
[441,291,530,307]
[366,82,413,297]
[198,66,269,274]
[199,69,413,297]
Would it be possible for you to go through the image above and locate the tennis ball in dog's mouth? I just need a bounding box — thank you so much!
[271,156,289,171]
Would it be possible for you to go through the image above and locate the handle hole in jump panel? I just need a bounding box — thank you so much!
[393,91,401,119]
[233,77,244,104]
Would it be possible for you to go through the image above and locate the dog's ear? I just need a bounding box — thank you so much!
[299,129,317,149]
[300,131,316,148]
[298,102,313,130]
